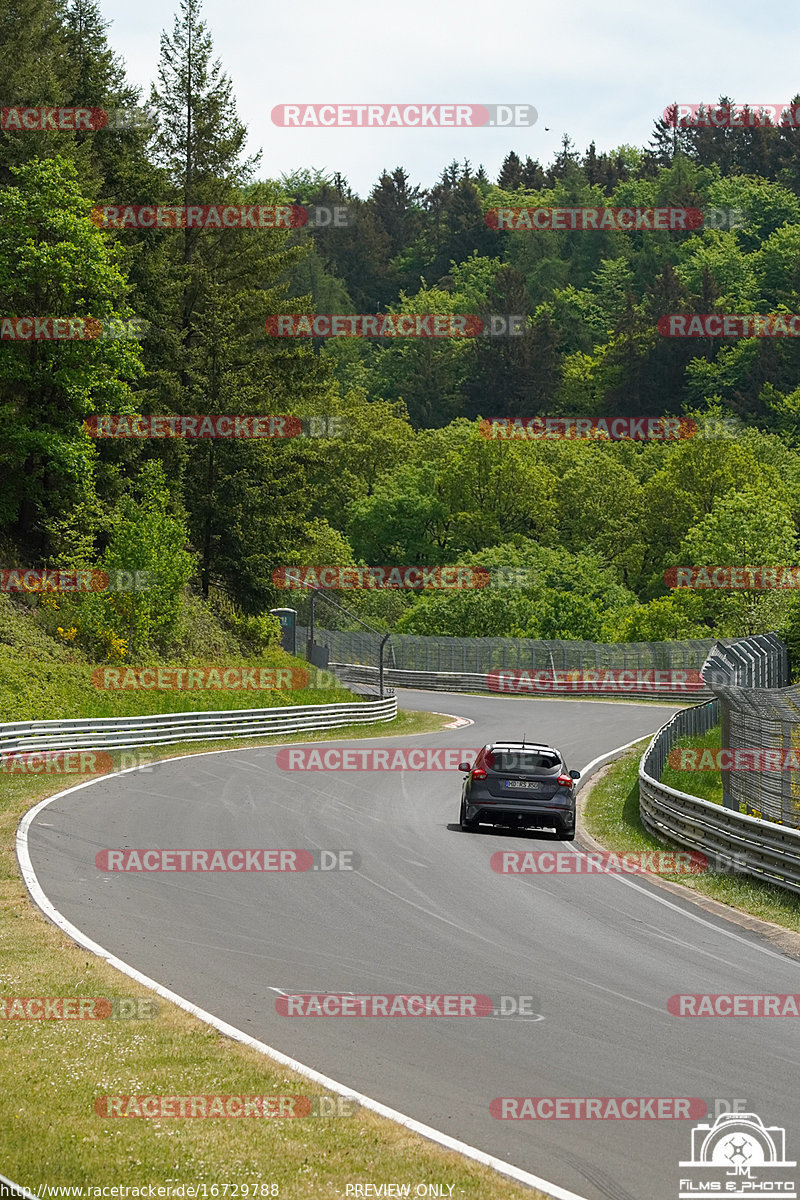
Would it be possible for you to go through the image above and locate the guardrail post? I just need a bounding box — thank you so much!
[379,632,391,700]
[307,589,317,661]
[719,696,736,809]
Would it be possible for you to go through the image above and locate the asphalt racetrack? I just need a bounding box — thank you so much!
[24,691,800,1200]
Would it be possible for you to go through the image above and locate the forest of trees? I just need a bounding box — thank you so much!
[3,0,800,665]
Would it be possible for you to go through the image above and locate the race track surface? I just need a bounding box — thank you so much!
[24,691,800,1200]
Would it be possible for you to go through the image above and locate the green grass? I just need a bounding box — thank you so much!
[0,592,362,721]
[0,648,360,722]
[658,724,724,805]
[583,740,800,931]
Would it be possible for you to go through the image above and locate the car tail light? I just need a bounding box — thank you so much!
[472,768,487,780]
[557,773,574,787]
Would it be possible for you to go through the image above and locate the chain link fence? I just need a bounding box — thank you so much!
[702,633,796,824]
[298,627,723,674]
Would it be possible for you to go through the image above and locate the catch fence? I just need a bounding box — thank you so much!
[299,627,721,675]
[702,633,797,822]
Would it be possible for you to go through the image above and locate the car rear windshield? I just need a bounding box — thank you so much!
[488,751,560,775]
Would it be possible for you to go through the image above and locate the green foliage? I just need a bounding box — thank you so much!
[679,487,797,564]
[0,156,143,553]
[395,541,637,640]
[45,461,196,658]
[228,610,282,654]
[2,1,800,665]
[673,488,799,636]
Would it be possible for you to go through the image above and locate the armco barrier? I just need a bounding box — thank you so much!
[330,663,713,701]
[0,697,397,755]
[639,700,800,895]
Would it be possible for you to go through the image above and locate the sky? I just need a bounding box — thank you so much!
[98,0,800,196]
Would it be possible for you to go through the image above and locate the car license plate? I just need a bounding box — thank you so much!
[505,780,542,790]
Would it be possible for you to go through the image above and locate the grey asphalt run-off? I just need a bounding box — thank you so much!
[24,690,800,1200]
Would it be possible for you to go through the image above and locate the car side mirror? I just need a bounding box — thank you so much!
[569,770,580,779]
[458,761,472,773]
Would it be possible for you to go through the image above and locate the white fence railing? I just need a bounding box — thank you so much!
[0,697,397,755]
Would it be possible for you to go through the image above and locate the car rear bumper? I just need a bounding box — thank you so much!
[464,799,574,825]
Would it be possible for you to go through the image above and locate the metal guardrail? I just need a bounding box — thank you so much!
[641,699,721,778]
[0,697,398,755]
[640,701,800,896]
[331,663,713,701]
[640,634,799,893]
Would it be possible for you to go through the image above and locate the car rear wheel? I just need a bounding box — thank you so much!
[459,798,478,831]
[558,819,576,841]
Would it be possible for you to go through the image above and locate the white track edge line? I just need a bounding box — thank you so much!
[574,740,800,964]
[15,749,587,1200]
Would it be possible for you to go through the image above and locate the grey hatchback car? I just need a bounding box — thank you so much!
[458,742,579,839]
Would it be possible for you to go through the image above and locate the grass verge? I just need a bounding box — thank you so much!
[1,707,547,1199]
[582,740,800,932]
[0,647,357,722]
[658,725,723,805]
